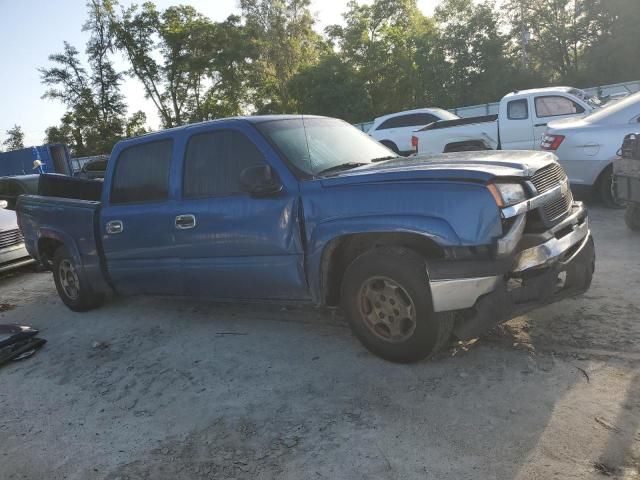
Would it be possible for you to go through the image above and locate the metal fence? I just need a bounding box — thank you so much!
[354,80,640,131]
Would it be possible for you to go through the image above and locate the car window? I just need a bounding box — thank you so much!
[507,99,529,120]
[377,113,439,130]
[183,129,266,198]
[111,139,173,204]
[535,96,585,118]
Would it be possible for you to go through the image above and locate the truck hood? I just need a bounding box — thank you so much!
[320,150,557,187]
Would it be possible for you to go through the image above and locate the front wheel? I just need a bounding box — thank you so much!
[52,246,104,312]
[625,204,640,231]
[341,247,454,363]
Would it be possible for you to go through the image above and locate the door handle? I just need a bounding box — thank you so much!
[535,123,548,127]
[175,214,196,230]
[106,220,123,234]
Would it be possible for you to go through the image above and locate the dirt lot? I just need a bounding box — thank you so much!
[1,206,639,480]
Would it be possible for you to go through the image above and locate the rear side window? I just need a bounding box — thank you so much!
[183,130,266,198]
[111,139,173,204]
[535,96,585,118]
[507,99,529,120]
[377,113,439,130]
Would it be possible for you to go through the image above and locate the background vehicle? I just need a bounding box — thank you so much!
[368,108,459,155]
[0,144,72,177]
[411,87,595,154]
[614,133,640,230]
[17,116,594,363]
[543,91,640,207]
[0,199,34,273]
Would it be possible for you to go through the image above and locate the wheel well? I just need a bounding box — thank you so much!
[443,141,489,153]
[38,237,63,267]
[321,232,444,306]
[380,140,399,152]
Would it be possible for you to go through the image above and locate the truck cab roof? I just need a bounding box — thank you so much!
[502,87,576,101]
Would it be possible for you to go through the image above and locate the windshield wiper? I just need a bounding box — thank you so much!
[317,162,367,176]
[371,155,397,162]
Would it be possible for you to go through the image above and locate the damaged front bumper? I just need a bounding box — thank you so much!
[429,202,594,340]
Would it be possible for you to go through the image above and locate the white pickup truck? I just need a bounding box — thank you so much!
[411,87,599,154]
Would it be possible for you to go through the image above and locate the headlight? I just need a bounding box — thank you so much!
[487,183,527,207]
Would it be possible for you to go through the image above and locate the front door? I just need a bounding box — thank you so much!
[101,138,180,295]
[173,125,309,301]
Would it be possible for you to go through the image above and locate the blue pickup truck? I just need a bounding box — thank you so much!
[16,116,595,362]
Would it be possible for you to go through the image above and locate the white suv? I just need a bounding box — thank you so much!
[368,108,459,155]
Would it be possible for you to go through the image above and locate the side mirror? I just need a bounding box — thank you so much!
[0,200,7,209]
[239,165,283,197]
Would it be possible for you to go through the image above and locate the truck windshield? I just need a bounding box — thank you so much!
[256,117,396,177]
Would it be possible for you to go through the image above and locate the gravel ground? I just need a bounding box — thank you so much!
[0,205,638,480]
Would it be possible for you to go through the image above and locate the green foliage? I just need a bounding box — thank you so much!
[240,0,327,113]
[2,125,25,151]
[37,0,640,156]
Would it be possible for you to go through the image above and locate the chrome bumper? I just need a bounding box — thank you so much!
[430,202,590,313]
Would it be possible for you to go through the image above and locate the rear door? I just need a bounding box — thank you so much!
[532,95,586,147]
[172,123,309,300]
[100,138,180,295]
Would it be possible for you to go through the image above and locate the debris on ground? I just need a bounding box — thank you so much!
[91,340,110,350]
[0,324,46,367]
[593,461,618,476]
[0,303,16,312]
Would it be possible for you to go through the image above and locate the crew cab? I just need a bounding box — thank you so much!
[16,116,594,362]
[411,87,597,155]
[368,108,459,155]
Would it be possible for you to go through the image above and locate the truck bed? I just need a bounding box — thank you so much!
[16,194,111,295]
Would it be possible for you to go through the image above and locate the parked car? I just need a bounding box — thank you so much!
[368,108,460,155]
[613,133,640,230]
[0,200,34,273]
[17,116,594,363]
[411,87,596,154]
[542,91,640,207]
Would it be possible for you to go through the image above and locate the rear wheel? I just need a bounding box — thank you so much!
[625,204,640,231]
[598,166,626,209]
[341,247,454,363]
[52,246,104,312]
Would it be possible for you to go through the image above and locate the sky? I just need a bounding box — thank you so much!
[0,0,441,147]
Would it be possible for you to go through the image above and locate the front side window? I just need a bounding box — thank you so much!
[183,130,266,198]
[535,96,585,118]
[111,139,173,204]
[507,99,529,120]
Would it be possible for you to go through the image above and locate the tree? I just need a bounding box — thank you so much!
[327,0,439,117]
[434,0,515,107]
[288,54,371,122]
[41,1,146,155]
[241,0,327,113]
[3,125,25,151]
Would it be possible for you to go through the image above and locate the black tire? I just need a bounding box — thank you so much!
[598,166,625,209]
[340,246,454,363]
[380,140,400,155]
[625,204,640,231]
[52,246,104,312]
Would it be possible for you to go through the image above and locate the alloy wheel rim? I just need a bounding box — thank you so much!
[358,276,417,343]
[59,259,80,300]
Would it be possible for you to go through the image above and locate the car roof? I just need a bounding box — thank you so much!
[503,86,575,99]
[373,108,444,123]
[114,114,329,148]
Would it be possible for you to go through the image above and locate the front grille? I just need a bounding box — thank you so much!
[531,163,572,224]
[0,228,24,249]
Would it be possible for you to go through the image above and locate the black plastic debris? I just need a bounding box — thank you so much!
[0,324,46,367]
